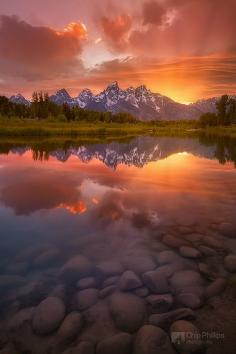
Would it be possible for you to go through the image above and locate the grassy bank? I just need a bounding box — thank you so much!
[0,118,198,137]
[0,118,235,138]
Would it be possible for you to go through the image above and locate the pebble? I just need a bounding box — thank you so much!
[179,246,201,259]
[170,271,203,293]
[198,246,217,257]
[176,292,202,309]
[97,333,132,354]
[102,276,120,288]
[77,277,97,290]
[63,341,94,354]
[134,287,150,297]
[205,278,227,298]
[170,320,205,354]
[57,312,83,343]
[149,308,195,330]
[224,255,236,272]
[162,234,188,249]
[109,292,146,333]
[99,285,117,298]
[119,271,142,291]
[76,289,99,311]
[32,297,66,335]
[60,255,93,282]
[96,261,124,276]
[121,255,156,274]
[157,251,180,265]
[146,294,173,313]
[133,325,176,354]
[142,270,169,294]
[218,222,236,238]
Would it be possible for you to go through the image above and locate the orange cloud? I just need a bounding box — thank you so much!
[0,15,87,80]
[101,14,132,51]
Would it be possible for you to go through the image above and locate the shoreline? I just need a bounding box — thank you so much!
[0,120,236,138]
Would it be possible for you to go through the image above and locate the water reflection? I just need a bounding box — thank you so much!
[0,135,236,353]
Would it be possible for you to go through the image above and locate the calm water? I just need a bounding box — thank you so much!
[0,135,236,353]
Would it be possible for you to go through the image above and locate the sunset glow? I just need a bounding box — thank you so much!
[0,0,235,101]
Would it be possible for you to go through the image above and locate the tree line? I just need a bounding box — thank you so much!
[199,95,236,127]
[0,91,136,124]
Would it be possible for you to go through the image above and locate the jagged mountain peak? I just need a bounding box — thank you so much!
[106,81,119,90]
[55,88,71,98]
[10,93,30,105]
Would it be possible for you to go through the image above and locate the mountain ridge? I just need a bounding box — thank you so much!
[9,82,231,121]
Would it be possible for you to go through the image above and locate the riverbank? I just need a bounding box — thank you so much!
[0,119,235,138]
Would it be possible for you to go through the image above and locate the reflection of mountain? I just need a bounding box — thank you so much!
[8,137,218,169]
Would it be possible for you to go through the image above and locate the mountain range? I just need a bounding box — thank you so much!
[9,82,220,121]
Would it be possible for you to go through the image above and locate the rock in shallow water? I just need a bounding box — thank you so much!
[60,255,93,282]
[119,270,142,291]
[133,325,176,354]
[204,278,227,298]
[224,255,236,272]
[170,320,205,354]
[170,271,204,293]
[121,255,156,274]
[76,289,99,311]
[157,251,180,265]
[96,261,124,276]
[32,297,66,335]
[97,333,132,354]
[109,292,146,333]
[63,341,94,354]
[142,270,169,294]
[149,308,195,330]
[176,292,202,309]
[146,294,173,313]
[57,312,83,343]
[77,277,97,290]
[179,246,202,259]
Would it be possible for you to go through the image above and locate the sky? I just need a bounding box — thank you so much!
[0,0,235,103]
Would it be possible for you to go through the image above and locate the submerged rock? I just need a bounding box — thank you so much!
[57,312,83,343]
[121,255,156,274]
[149,308,195,330]
[76,289,99,311]
[60,255,93,282]
[176,292,202,309]
[99,285,117,299]
[179,246,202,259]
[142,270,169,294]
[204,278,227,298]
[97,333,132,354]
[109,292,146,333]
[134,287,150,297]
[224,255,236,272]
[170,271,203,293]
[63,341,94,354]
[77,277,97,290]
[170,320,205,354]
[133,325,176,354]
[96,261,124,276]
[32,297,66,335]
[146,294,173,313]
[119,271,142,291]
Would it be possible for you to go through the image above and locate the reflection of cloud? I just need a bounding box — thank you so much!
[57,201,87,215]
[0,175,81,216]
